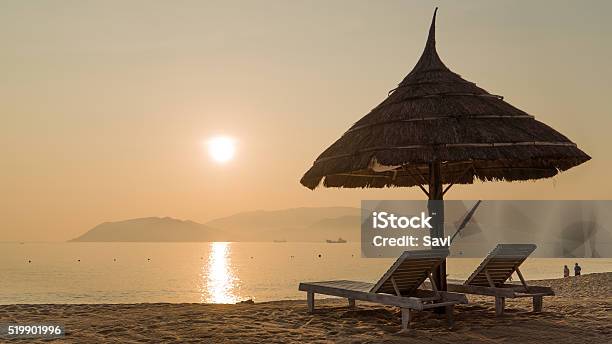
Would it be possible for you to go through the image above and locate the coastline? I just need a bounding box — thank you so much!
[1,273,610,343]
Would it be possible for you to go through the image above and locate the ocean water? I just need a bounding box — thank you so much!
[1,242,610,304]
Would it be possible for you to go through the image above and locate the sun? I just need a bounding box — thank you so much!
[207,136,236,163]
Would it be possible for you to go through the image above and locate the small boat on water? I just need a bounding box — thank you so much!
[273,240,287,243]
[326,237,347,243]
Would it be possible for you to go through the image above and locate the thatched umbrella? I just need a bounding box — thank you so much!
[300,8,590,291]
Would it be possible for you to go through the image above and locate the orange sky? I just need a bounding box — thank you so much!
[1,1,611,241]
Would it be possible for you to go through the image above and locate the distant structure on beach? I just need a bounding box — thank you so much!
[326,237,347,244]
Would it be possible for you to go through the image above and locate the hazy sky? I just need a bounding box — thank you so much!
[1,1,611,241]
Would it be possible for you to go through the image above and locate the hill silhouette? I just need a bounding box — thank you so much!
[71,207,361,242]
[70,217,213,242]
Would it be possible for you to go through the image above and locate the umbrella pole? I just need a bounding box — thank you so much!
[428,162,447,295]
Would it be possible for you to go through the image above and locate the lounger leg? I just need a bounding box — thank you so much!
[348,298,356,309]
[533,295,543,313]
[445,305,454,329]
[401,308,411,330]
[495,296,505,316]
[307,291,315,313]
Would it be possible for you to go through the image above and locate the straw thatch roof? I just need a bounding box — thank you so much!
[300,9,590,190]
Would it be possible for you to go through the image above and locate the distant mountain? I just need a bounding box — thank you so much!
[70,207,362,242]
[204,207,358,231]
[70,217,213,242]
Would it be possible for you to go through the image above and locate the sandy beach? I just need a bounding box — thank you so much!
[1,272,609,343]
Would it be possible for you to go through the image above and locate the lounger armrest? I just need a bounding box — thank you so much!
[447,283,517,298]
[448,282,555,298]
[299,282,428,310]
[421,300,463,310]
[518,285,555,296]
[498,284,555,296]
[439,291,468,304]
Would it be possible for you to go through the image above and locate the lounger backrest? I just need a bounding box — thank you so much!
[370,249,449,295]
[464,244,536,287]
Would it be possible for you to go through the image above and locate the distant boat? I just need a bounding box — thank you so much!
[326,237,347,243]
[273,240,287,243]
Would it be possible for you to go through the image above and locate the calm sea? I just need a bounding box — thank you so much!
[1,242,610,304]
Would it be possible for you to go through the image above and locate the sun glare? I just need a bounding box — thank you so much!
[204,242,239,303]
[207,136,236,163]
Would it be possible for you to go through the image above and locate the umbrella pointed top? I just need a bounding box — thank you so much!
[404,7,452,82]
[425,7,438,57]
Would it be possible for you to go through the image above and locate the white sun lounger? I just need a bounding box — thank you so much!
[447,244,554,316]
[298,249,468,329]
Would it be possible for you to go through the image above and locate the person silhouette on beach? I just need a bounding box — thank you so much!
[574,262,582,276]
[564,265,570,278]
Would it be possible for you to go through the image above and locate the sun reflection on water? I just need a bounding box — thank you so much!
[203,242,239,303]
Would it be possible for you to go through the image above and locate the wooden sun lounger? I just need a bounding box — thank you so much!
[447,244,554,316]
[298,249,468,330]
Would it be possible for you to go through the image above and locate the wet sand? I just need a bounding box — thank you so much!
[1,272,610,343]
